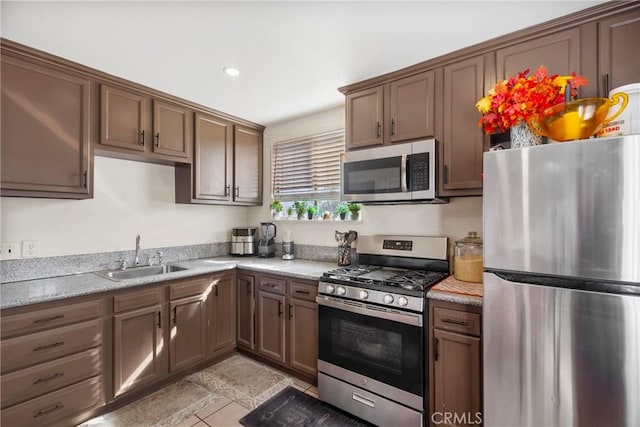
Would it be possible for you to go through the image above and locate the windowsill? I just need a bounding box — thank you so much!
[269,218,362,223]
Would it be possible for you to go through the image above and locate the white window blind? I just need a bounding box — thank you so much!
[272,129,345,201]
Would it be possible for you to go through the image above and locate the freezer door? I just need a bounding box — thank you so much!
[483,273,640,426]
[483,135,640,283]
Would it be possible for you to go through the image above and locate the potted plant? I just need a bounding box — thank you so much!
[306,204,318,220]
[347,202,361,221]
[270,200,283,219]
[294,201,307,220]
[335,204,349,220]
[475,66,587,148]
[286,206,294,219]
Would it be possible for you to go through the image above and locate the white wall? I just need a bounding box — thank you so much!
[1,156,248,258]
[247,106,483,247]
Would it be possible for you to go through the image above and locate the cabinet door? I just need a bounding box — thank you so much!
[169,295,206,372]
[288,298,318,377]
[208,274,237,356]
[257,291,286,365]
[194,112,233,201]
[153,99,190,159]
[346,86,384,149]
[233,125,263,204]
[1,55,91,197]
[237,274,256,350]
[389,70,435,143]
[100,84,147,152]
[433,329,481,426]
[441,56,486,195]
[496,28,581,80]
[598,9,640,93]
[113,304,166,397]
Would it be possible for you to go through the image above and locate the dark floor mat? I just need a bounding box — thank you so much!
[239,386,372,427]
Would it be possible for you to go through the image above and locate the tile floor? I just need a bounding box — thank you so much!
[80,354,318,427]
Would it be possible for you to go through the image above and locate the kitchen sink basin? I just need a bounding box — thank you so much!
[94,264,188,281]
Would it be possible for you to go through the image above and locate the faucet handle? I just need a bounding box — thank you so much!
[118,259,128,270]
[157,251,164,264]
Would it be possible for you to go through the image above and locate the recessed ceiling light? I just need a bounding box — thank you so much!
[223,67,240,77]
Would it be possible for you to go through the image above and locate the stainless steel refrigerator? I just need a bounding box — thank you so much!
[483,134,640,426]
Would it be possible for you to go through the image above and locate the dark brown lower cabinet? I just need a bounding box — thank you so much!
[113,303,167,398]
[288,298,318,377]
[237,273,256,350]
[169,295,207,372]
[429,299,482,427]
[257,290,287,364]
[208,273,237,357]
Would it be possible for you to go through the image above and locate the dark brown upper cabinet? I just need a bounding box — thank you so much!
[233,125,263,204]
[439,55,492,197]
[598,9,640,94]
[175,118,263,206]
[1,51,92,199]
[99,84,190,162]
[496,28,581,80]
[346,71,435,150]
[100,84,146,152]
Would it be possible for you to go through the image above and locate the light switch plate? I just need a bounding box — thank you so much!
[22,240,39,258]
[1,242,19,260]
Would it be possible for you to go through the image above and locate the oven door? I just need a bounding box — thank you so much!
[317,296,424,404]
[341,145,409,202]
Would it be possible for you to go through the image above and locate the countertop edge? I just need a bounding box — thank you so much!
[427,289,483,307]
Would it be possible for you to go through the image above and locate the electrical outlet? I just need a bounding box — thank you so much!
[1,242,19,260]
[22,240,39,258]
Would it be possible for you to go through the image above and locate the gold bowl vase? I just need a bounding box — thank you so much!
[529,93,628,142]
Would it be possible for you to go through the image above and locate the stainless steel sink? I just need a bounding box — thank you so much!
[94,264,188,281]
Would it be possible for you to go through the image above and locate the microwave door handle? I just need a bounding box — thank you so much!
[401,154,408,192]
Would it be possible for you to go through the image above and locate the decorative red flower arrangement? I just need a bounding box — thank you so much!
[476,66,588,134]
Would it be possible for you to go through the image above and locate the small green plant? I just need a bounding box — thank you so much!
[348,202,361,220]
[270,200,283,213]
[335,204,349,220]
[286,206,294,218]
[294,201,307,219]
[306,204,318,220]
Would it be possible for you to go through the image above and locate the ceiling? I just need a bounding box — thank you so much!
[1,1,606,126]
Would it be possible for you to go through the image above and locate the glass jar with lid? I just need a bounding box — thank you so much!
[454,231,483,283]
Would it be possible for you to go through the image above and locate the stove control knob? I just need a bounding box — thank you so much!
[398,297,409,307]
[359,290,369,299]
[383,294,394,304]
[337,286,347,296]
[325,285,335,294]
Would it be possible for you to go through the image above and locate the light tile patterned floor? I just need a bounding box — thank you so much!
[80,354,318,427]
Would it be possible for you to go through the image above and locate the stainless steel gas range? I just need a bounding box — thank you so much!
[317,235,449,426]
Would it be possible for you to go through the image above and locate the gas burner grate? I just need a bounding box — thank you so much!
[383,271,449,291]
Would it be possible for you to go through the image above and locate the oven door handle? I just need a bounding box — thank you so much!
[316,296,422,327]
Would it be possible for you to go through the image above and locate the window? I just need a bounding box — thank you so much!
[271,129,345,201]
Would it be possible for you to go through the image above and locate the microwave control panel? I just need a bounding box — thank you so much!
[409,153,430,191]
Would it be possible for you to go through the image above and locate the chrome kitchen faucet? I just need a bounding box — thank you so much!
[135,234,141,266]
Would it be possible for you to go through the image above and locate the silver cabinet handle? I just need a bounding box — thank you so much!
[33,342,64,352]
[33,372,64,385]
[33,315,64,324]
[352,392,375,408]
[33,404,64,418]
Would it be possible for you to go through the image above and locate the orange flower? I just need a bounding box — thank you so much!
[475,66,588,134]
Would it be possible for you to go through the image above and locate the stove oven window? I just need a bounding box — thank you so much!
[318,305,423,396]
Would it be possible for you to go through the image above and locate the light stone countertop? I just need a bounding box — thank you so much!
[427,275,483,306]
[0,257,337,310]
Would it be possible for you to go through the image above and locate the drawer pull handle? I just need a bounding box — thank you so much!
[352,392,375,408]
[442,318,469,327]
[33,342,64,352]
[33,403,64,418]
[294,290,310,295]
[33,315,64,324]
[265,283,277,288]
[33,372,64,384]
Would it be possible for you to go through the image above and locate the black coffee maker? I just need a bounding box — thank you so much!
[258,222,276,257]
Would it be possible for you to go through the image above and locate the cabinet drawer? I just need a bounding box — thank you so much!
[1,319,103,374]
[1,347,102,408]
[258,276,286,295]
[289,281,318,302]
[1,375,102,427]
[169,276,211,300]
[433,307,481,336]
[1,299,103,339]
[114,286,164,313]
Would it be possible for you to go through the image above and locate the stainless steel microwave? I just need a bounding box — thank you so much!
[341,139,437,202]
